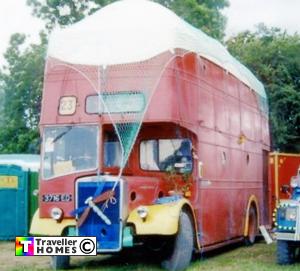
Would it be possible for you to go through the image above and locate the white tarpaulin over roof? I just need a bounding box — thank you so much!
[48,0,266,99]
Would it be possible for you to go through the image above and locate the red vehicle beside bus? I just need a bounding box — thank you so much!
[30,1,271,270]
[269,152,300,212]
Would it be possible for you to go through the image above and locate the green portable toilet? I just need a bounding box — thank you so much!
[0,154,40,240]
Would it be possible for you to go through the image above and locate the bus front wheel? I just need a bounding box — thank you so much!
[51,255,70,270]
[161,211,194,271]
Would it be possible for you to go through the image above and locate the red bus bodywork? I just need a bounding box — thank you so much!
[36,50,271,250]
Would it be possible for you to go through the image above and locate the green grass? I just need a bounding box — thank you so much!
[188,243,300,271]
[2,241,300,271]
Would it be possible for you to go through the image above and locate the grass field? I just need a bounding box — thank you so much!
[1,240,300,271]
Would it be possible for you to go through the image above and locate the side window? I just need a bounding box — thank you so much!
[140,139,192,173]
[159,139,192,172]
[103,131,121,167]
[140,140,159,170]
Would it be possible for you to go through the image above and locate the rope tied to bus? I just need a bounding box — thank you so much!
[71,188,115,227]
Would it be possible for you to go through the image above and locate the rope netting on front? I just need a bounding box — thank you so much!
[45,50,187,182]
[45,48,268,184]
[44,49,269,223]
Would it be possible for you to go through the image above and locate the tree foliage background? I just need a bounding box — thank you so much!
[227,25,300,152]
[0,0,228,154]
[0,0,299,154]
[0,33,46,153]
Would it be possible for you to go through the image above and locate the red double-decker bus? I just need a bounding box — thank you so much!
[30,1,271,270]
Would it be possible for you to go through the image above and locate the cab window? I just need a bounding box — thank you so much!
[140,139,192,173]
[103,131,122,167]
[42,125,98,179]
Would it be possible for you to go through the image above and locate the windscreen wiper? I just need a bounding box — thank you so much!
[52,126,73,143]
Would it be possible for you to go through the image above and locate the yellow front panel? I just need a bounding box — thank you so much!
[30,209,76,236]
[127,199,193,235]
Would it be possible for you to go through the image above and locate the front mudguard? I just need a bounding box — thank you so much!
[30,209,76,236]
[127,198,196,236]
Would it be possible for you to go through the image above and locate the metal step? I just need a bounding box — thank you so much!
[259,225,274,244]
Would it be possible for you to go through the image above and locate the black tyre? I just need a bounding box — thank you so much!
[244,206,258,246]
[51,255,70,270]
[161,211,194,271]
[145,236,173,261]
[277,240,296,265]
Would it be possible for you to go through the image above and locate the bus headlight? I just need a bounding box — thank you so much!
[285,207,297,221]
[290,176,300,188]
[51,207,63,221]
[137,206,148,221]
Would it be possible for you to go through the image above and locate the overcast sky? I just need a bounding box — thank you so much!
[0,0,300,65]
[223,0,300,37]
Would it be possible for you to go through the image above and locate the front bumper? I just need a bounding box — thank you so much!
[276,231,300,241]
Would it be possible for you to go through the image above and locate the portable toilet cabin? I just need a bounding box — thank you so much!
[0,154,40,240]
